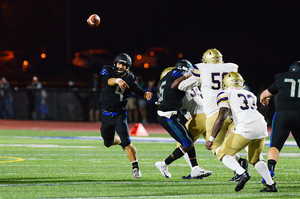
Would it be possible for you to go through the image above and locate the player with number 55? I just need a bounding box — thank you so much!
[195,49,249,182]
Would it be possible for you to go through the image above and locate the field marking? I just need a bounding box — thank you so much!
[0,136,298,147]
[0,156,24,163]
[0,144,99,148]
[46,193,300,199]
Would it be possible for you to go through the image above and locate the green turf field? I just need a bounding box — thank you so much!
[0,129,299,198]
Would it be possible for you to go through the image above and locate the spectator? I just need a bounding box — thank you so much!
[88,74,101,122]
[27,76,42,120]
[126,91,139,123]
[0,77,13,119]
[146,79,158,123]
[136,76,148,124]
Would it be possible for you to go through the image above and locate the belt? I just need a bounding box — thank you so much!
[102,110,121,116]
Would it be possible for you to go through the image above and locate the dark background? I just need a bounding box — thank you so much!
[0,1,300,93]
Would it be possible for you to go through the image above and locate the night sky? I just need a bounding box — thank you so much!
[0,1,300,92]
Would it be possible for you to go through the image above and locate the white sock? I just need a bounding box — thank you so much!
[183,153,192,169]
[255,160,274,185]
[234,154,241,161]
[222,155,245,175]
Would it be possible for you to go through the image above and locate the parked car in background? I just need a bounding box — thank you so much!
[133,47,170,69]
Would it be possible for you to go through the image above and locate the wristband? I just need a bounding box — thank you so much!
[115,78,121,84]
[209,136,215,142]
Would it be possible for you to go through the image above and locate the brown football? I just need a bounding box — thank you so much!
[87,14,101,28]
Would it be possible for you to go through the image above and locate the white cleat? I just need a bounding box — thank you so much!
[132,168,142,179]
[191,166,212,178]
[155,161,171,178]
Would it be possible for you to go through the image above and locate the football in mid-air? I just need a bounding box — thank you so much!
[87,14,101,28]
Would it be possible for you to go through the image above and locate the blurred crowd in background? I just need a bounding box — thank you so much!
[0,71,274,126]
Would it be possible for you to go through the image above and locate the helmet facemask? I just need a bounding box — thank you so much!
[175,59,193,75]
[113,53,132,76]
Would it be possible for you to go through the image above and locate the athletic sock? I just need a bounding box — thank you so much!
[132,161,139,170]
[165,147,185,165]
[268,159,277,172]
[222,155,245,175]
[255,160,274,185]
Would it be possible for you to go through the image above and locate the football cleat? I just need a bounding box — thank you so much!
[155,161,171,178]
[229,172,241,182]
[229,158,248,182]
[190,166,212,178]
[235,171,251,192]
[182,174,203,179]
[132,168,142,179]
[260,182,278,192]
[262,170,275,184]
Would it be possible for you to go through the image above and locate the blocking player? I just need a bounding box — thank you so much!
[260,61,300,184]
[205,72,277,192]
[195,49,248,181]
[155,59,209,179]
[159,67,212,179]
[100,53,153,179]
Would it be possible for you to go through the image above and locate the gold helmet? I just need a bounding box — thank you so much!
[202,48,223,64]
[160,67,174,80]
[222,72,244,90]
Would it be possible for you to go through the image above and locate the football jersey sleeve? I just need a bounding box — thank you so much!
[178,75,201,91]
[100,65,113,85]
[216,91,230,108]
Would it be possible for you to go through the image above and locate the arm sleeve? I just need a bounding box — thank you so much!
[131,82,146,96]
[178,76,201,91]
[267,82,278,95]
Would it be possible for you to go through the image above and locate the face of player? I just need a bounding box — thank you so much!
[116,62,127,73]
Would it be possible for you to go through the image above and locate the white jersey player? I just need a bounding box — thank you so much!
[205,72,277,192]
[195,49,248,182]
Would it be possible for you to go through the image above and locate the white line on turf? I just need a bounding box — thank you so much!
[0,136,298,147]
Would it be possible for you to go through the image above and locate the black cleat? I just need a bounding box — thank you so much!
[229,157,249,182]
[182,174,203,179]
[229,172,241,182]
[260,182,278,192]
[235,171,251,192]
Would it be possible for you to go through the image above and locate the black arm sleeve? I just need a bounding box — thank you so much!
[267,82,278,95]
[131,82,146,97]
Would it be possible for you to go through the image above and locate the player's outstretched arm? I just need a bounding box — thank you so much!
[260,89,273,106]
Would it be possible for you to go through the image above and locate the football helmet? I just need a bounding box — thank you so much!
[175,59,193,73]
[289,61,300,72]
[202,48,223,64]
[160,67,174,80]
[222,72,244,90]
[113,53,132,75]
